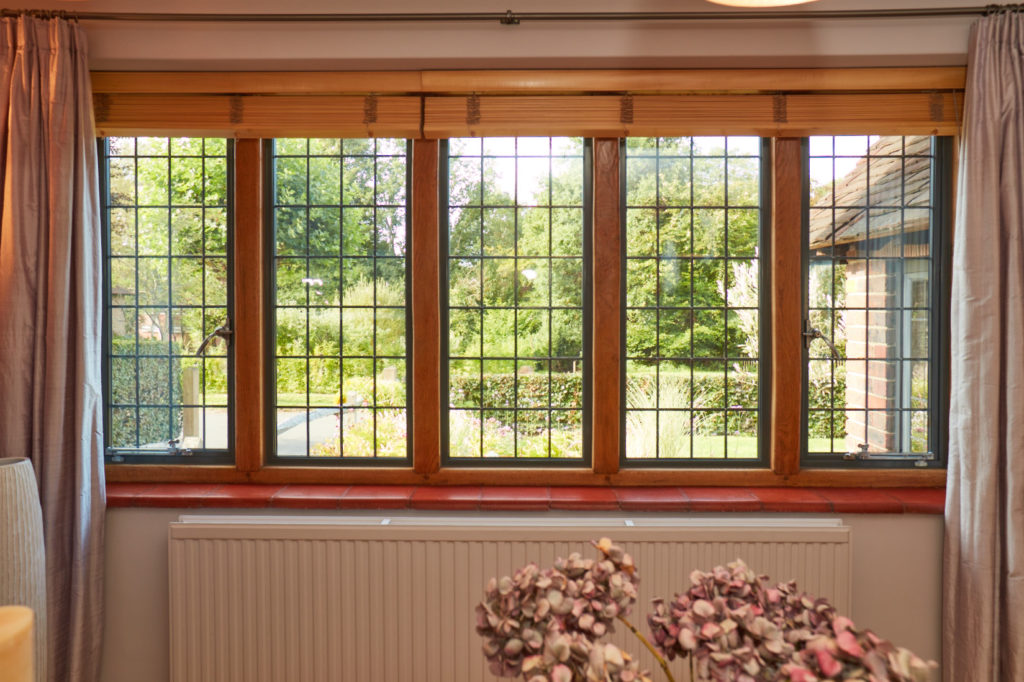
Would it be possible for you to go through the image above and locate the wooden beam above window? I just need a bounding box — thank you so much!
[91,67,966,96]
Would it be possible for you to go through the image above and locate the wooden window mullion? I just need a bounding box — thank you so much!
[411,139,441,475]
[592,138,622,475]
[770,138,804,476]
[233,138,265,472]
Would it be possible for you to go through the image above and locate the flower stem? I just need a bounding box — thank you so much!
[616,615,676,682]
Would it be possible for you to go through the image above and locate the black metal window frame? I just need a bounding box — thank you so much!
[618,136,772,468]
[100,137,235,465]
[440,137,594,467]
[800,135,952,469]
[263,138,413,466]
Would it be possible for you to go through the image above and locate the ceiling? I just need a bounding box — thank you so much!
[14,0,980,70]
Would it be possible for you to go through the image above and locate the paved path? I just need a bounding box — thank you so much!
[183,407,340,456]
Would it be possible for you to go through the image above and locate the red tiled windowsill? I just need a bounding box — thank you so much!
[106,483,944,514]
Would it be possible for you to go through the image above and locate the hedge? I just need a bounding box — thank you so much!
[625,371,844,438]
[450,369,845,438]
[109,338,183,447]
[449,373,584,432]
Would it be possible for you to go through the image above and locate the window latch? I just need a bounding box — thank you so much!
[196,320,232,356]
[167,438,193,457]
[802,320,842,360]
[844,443,934,466]
[843,442,871,461]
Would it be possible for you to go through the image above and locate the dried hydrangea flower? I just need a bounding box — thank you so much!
[477,538,651,682]
[647,559,935,682]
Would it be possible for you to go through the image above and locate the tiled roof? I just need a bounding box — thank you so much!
[808,136,931,250]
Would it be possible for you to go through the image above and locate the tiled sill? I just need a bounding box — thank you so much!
[106,483,944,514]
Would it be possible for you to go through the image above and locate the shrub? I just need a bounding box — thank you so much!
[449,373,584,431]
[273,277,406,395]
[109,338,183,447]
[626,369,845,440]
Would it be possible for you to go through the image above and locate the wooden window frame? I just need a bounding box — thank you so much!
[99,68,957,487]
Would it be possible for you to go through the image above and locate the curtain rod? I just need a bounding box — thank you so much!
[0,6,1001,24]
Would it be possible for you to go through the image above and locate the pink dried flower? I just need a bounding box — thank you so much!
[483,550,934,682]
[477,539,651,682]
[647,559,936,682]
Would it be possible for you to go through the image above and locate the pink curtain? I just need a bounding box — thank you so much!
[0,15,105,682]
[944,9,1024,682]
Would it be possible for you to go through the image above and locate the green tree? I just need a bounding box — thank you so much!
[624,138,761,365]
[447,145,584,371]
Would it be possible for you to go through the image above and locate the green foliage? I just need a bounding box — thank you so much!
[343,375,406,408]
[311,407,407,458]
[106,137,231,441]
[448,409,583,459]
[109,338,183,447]
[623,367,844,458]
[449,372,583,430]
[626,371,760,436]
[272,138,407,266]
[447,141,585,372]
[274,277,406,395]
[625,138,762,364]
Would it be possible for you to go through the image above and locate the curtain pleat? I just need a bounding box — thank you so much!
[944,10,1024,682]
[0,15,105,682]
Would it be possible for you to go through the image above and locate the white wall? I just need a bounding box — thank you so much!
[21,0,972,70]
[100,508,943,682]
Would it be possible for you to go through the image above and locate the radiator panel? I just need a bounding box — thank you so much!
[169,519,851,682]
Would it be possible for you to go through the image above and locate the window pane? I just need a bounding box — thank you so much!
[807,135,935,462]
[102,137,232,458]
[624,137,763,462]
[446,137,588,462]
[271,139,409,461]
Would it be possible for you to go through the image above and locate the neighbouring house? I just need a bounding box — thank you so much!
[808,135,933,455]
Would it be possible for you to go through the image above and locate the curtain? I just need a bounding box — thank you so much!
[944,9,1024,682]
[0,15,105,682]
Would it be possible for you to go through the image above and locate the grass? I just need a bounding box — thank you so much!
[276,392,340,407]
[807,438,850,454]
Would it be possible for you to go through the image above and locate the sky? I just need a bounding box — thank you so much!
[449,135,879,200]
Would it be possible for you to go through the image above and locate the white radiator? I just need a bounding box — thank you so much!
[168,516,851,682]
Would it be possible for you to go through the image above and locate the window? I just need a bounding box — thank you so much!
[96,69,958,485]
[268,138,410,462]
[622,137,767,464]
[442,137,590,463]
[102,137,232,463]
[804,135,949,467]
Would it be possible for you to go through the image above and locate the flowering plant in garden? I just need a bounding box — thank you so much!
[478,542,935,682]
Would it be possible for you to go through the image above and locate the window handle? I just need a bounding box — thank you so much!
[166,438,193,457]
[196,320,232,356]
[802,320,842,360]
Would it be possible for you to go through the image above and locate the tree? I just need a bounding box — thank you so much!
[447,142,585,372]
[623,137,761,366]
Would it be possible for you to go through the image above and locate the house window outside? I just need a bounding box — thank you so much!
[268,138,411,461]
[101,137,233,462]
[622,137,767,463]
[805,135,948,466]
[442,137,591,463]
